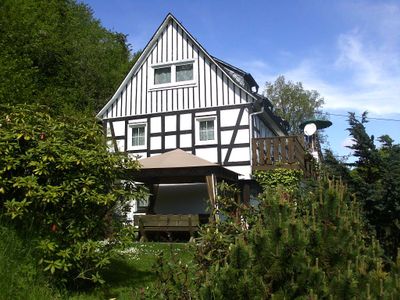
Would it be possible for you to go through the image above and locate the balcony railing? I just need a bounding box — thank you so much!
[251,136,315,177]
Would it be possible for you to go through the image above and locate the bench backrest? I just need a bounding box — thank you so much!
[138,214,200,227]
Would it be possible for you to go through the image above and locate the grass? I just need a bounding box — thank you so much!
[0,220,193,299]
[0,223,59,300]
[68,242,193,299]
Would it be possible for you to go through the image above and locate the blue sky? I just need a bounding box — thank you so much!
[84,0,400,159]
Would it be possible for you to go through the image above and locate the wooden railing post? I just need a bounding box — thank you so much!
[252,139,257,167]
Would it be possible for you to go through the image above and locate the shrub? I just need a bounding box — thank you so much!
[150,178,400,299]
[253,168,303,194]
[0,104,145,287]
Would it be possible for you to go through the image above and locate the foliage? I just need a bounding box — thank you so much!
[321,149,352,183]
[151,179,400,299]
[0,0,137,114]
[346,112,400,260]
[140,182,247,299]
[253,168,303,194]
[0,104,145,287]
[66,243,192,300]
[0,221,59,300]
[264,75,325,134]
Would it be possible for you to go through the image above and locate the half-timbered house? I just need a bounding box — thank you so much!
[97,13,310,228]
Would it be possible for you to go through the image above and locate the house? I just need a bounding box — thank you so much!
[96,13,311,227]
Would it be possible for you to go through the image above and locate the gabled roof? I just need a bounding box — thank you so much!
[96,13,259,118]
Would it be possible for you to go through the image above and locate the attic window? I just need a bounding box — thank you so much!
[151,60,196,89]
[154,67,171,84]
[176,64,193,82]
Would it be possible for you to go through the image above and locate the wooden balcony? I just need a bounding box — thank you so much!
[251,136,316,177]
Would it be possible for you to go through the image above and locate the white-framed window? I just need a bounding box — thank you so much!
[128,122,147,150]
[199,119,214,141]
[196,116,217,145]
[150,59,196,90]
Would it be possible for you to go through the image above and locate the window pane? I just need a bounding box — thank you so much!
[206,120,214,130]
[207,121,214,140]
[176,64,193,82]
[206,120,214,140]
[200,121,207,131]
[154,67,171,84]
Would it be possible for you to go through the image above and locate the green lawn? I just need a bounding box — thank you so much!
[1,222,193,299]
[0,224,57,300]
[69,242,193,300]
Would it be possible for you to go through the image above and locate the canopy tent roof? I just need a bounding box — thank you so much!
[130,149,239,184]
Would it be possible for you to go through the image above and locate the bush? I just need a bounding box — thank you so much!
[150,178,400,299]
[254,169,302,192]
[0,104,145,287]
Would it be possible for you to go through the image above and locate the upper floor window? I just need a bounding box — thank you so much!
[154,67,171,84]
[176,64,193,82]
[150,60,196,90]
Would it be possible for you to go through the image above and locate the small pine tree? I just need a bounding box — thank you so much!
[198,176,400,298]
[149,172,400,299]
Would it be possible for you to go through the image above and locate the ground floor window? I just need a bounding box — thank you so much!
[196,116,217,144]
[129,123,147,148]
[199,119,214,141]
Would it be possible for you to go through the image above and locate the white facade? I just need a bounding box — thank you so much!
[97,14,286,181]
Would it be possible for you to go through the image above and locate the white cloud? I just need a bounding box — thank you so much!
[341,137,355,149]
[244,2,400,115]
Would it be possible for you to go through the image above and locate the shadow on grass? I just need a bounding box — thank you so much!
[69,243,192,299]
[101,257,156,289]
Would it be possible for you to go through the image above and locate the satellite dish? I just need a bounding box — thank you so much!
[304,123,317,136]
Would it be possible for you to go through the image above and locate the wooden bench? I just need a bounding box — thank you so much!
[136,214,200,241]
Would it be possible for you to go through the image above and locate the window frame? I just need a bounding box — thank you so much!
[195,116,217,145]
[149,59,196,90]
[128,122,147,150]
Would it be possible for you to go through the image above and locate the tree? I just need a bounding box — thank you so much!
[322,149,352,183]
[0,104,145,286]
[347,112,400,260]
[0,0,137,115]
[264,75,325,134]
[146,176,400,299]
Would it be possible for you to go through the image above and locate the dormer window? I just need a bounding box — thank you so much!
[150,60,196,90]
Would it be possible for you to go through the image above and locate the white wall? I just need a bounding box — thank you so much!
[100,17,253,119]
